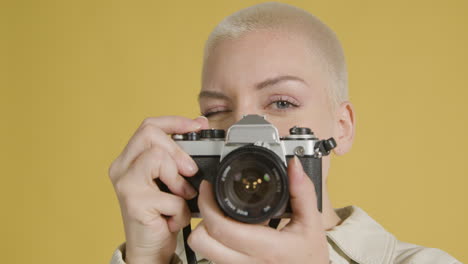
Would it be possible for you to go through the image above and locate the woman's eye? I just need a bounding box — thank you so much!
[269,98,299,111]
[202,108,231,118]
[204,111,219,118]
[275,100,293,109]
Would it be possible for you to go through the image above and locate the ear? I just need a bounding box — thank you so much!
[332,101,356,156]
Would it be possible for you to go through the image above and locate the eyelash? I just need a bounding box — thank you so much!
[202,106,230,118]
[202,95,300,117]
[267,95,300,111]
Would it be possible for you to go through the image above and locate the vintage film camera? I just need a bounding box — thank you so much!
[172,114,336,224]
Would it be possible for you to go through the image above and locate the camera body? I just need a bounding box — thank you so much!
[172,115,336,224]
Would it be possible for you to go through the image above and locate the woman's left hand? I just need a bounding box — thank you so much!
[188,156,329,264]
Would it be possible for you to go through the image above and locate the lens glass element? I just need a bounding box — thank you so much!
[229,159,276,206]
[215,145,288,223]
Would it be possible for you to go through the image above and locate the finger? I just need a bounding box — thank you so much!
[140,115,204,134]
[188,221,251,263]
[156,149,198,199]
[120,147,197,200]
[120,189,190,233]
[119,116,202,177]
[156,191,192,232]
[197,181,277,254]
[283,156,322,231]
[193,115,210,130]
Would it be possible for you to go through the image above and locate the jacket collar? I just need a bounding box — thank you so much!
[326,206,397,264]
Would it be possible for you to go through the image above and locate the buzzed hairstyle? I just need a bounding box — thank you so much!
[202,2,348,109]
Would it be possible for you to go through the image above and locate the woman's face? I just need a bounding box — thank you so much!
[199,30,339,179]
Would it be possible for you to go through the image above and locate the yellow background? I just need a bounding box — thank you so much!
[2,0,467,263]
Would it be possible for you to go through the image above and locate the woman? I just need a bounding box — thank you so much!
[109,2,460,263]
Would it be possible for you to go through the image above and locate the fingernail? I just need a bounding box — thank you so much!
[191,122,202,130]
[192,116,207,130]
[185,185,198,199]
[194,115,208,121]
[186,163,198,174]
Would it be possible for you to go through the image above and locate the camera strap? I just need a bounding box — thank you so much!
[268,218,281,229]
[183,224,197,264]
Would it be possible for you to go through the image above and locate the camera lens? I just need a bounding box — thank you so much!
[232,166,271,205]
[214,145,289,223]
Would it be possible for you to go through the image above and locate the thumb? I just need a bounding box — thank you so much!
[193,115,210,130]
[286,156,322,229]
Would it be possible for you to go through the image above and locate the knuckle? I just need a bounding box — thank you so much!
[141,117,156,128]
[108,160,117,180]
[108,155,124,181]
[147,147,164,160]
[175,147,190,161]
[172,195,186,211]
[206,222,223,239]
[140,123,157,142]
[132,147,162,171]
[139,126,168,153]
[188,227,202,247]
[146,149,165,177]
[114,177,130,196]
[167,194,186,214]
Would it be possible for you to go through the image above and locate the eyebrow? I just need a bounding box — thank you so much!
[255,75,307,90]
[198,75,307,101]
[198,90,230,101]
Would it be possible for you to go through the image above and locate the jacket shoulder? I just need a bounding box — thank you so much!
[394,241,461,264]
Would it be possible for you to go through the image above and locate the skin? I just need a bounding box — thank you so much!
[108,28,355,263]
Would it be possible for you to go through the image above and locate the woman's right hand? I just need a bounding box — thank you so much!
[108,116,209,264]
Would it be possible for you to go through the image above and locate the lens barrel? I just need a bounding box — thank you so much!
[214,145,289,223]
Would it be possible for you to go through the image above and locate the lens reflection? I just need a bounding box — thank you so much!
[232,168,270,204]
[225,158,277,208]
[215,145,289,223]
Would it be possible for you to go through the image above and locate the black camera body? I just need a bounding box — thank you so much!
[172,115,336,224]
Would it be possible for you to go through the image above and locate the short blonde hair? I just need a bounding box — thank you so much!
[202,2,348,109]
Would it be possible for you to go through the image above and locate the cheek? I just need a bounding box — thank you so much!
[269,91,334,137]
[266,117,299,137]
[299,105,335,139]
[269,110,334,139]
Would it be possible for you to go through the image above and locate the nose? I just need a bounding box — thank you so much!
[232,109,263,123]
[232,98,262,122]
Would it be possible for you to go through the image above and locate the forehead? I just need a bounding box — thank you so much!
[201,29,328,93]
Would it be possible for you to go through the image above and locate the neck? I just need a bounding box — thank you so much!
[321,185,342,230]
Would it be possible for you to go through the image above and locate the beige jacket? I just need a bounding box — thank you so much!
[110,206,461,264]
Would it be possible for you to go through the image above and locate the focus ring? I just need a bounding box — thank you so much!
[214,145,289,224]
